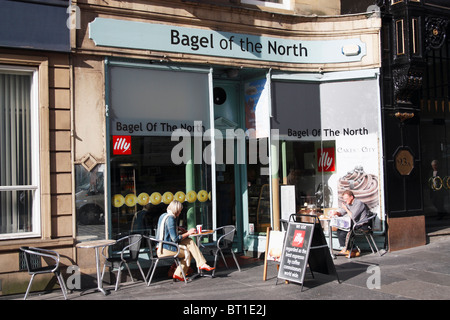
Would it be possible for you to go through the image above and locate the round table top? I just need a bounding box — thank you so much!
[190,230,213,236]
[76,239,116,248]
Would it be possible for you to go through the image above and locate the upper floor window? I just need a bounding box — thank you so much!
[241,0,291,10]
[0,65,40,239]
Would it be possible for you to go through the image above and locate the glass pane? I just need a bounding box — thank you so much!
[0,71,34,236]
[110,136,212,239]
[108,65,212,239]
[75,164,105,241]
[0,73,32,186]
[247,138,270,233]
[396,20,405,55]
[274,77,382,230]
[0,190,34,234]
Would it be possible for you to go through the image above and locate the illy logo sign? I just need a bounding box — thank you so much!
[113,136,132,155]
[317,147,335,172]
[292,230,305,248]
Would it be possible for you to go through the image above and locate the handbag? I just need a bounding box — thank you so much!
[330,215,351,232]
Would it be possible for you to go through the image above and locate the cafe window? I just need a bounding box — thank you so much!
[0,66,40,239]
[109,136,212,238]
[107,61,212,239]
[271,73,383,230]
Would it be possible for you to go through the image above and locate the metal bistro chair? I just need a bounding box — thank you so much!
[143,235,188,286]
[280,219,289,231]
[202,225,241,277]
[101,234,146,291]
[348,213,381,257]
[20,246,68,300]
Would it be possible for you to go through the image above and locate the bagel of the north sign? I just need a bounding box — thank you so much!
[89,18,367,64]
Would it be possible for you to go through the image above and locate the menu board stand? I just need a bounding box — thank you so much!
[277,216,340,291]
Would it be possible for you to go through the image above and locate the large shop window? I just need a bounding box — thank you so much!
[0,67,40,239]
[107,63,212,239]
[272,75,383,230]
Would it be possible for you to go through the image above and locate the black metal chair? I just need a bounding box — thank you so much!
[348,213,381,257]
[202,225,241,277]
[143,235,188,286]
[101,234,146,291]
[280,219,289,231]
[20,246,68,300]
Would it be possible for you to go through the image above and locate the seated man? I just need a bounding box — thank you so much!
[332,190,370,258]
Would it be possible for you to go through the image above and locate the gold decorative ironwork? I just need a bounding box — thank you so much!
[394,112,414,122]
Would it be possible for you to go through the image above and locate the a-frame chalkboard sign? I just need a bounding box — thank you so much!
[277,214,340,291]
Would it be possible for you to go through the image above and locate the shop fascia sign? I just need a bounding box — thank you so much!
[89,18,366,64]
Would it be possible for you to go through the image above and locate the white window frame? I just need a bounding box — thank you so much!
[0,65,41,239]
[241,0,291,10]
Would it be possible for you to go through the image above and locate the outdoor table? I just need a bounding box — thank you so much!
[76,239,116,295]
[190,229,214,278]
[319,218,335,259]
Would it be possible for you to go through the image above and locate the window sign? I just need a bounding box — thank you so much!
[271,81,321,141]
[107,62,214,238]
[112,136,132,155]
[272,73,383,230]
[317,147,335,172]
[321,78,381,224]
[109,66,210,137]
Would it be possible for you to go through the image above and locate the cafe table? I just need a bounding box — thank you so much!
[190,229,214,278]
[319,218,336,259]
[76,239,116,295]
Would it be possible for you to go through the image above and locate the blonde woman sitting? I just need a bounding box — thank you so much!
[156,200,214,281]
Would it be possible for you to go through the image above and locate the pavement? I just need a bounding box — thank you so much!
[4,230,450,310]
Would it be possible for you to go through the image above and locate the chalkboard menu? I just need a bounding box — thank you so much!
[277,222,314,284]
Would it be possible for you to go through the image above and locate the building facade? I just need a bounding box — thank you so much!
[380,0,450,251]
[0,0,73,295]
[71,0,382,266]
[342,0,450,250]
[1,0,385,295]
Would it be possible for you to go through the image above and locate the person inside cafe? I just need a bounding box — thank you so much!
[331,190,370,258]
[156,200,214,281]
[429,159,447,220]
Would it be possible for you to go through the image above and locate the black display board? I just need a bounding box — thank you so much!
[277,219,339,291]
[278,222,314,286]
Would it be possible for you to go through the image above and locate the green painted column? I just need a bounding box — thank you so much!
[186,156,196,230]
[281,141,287,185]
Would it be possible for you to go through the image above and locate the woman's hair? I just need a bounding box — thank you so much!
[167,200,183,215]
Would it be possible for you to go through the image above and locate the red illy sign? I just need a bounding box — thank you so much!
[292,230,306,248]
[113,136,132,155]
[317,147,335,172]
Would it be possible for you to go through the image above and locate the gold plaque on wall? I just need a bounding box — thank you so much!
[394,148,414,176]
